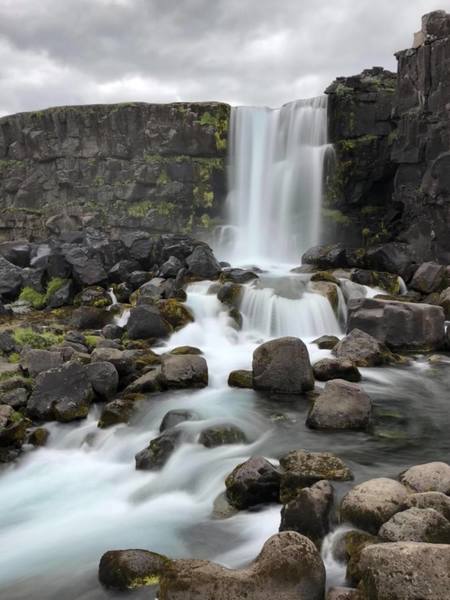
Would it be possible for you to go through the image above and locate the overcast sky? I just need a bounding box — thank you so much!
[0,0,445,116]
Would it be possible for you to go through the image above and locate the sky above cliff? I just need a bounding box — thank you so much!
[0,0,446,116]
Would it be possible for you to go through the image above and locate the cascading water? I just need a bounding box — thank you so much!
[217,97,333,266]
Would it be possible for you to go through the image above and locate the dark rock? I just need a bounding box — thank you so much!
[115,283,132,303]
[225,457,281,509]
[302,245,348,269]
[63,246,107,286]
[102,323,123,339]
[158,299,193,330]
[342,530,378,586]
[0,331,17,353]
[159,256,183,278]
[99,549,169,591]
[74,286,111,308]
[160,409,199,432]
[306,379,372,431]
[280,480,334,545]
[438,287,450,318]
[159,531,325,600]
[135,429,182,470]
[228,369,253,388]
[252,337,314,394]
[169,346,202,355]
[0,256,23,301]
[340,478,409,534]
[127,270,153,290]
[125,369,162,394]
[21,349,64,377]
[378,507,450,543]
[313,358,361,382]
[71,306,111,330]
[0,388,28,410]
[46,279,74,308]
[27,361,94,422]
[279,450,353,503]
[0,404,28,447]
[160,354,208,389]
[127,305,172,340]
[333,328,393,366]
[86,361,119,400]
[0,242,31,268]
[217,282,243,307]
[365,243,416,280]
[350,269,401,295]
[90,347,135,376]
[199,425,247,448]
[220,268,258,283]
[185,245,221,279]
[108,260,141,284]
[399,461,450,494]
[410,262,447,293]
[27,426,50,447]
[98,397,139,428]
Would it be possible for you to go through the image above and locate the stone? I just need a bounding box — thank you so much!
[365,243,416,280]
[399,461,450,494]
[160,354,208,389]
[158,299,193,330]
[98,397,139,428]
[0,388,28,410]
[342,530,379,586]
[378,507,450,543]
[125,369,162,394]
[159,255,183,278]
[63,245,108,286]
[127,305,172,340]
[410,262,446,293]
[21,349,64,377]
[225,457,281,509]
[0,242,31,268]
[74,286,111,308]
[27,361,94,422]
[199,425,247,448]
[326,587,361,600]
[340,478,409,534]
[185,245,221,279]
[90,347,134,376]
[358,542,450,600]
[135,430,182,470]
[312,335,340,350]
[280,480,334,545]
[306,379,372,431]
[221,268,258,283]
[46,279,74,308]
[0,404,28,447]
[347,298,445,352]
[169,346,202,355]
[252,337,314,394]
[217,282,243,307]
[333,328,393,367]
[99,549,169,591]
[310,281,339,311]
[102,323,123,339]
[86,361,119,400]
[108,260,141,284]
[279,450,353,503]
[159,409,199,432]
[27,427,50,447]
[159,531,325,600]
[403,491,450,520]
[71,306,110,330]
[228,369,253,388]
[302,245,348,269]
[313,358,361,382]
[0,256,23,301]
[439,287,450,318]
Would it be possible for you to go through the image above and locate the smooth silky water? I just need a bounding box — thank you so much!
[1,101,450,599]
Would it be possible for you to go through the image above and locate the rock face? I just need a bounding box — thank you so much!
[252,337,314,394]
[158,531,326,600]
[0,102,229,241]
[358,542,450,600]
[347,298,445,352]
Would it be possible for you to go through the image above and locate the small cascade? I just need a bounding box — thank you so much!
[217,97,334,266]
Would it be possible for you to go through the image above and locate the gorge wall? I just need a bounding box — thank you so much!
[325,10,450,263]
[0,102,229,241]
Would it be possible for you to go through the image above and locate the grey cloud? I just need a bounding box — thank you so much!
[0,0,446,116]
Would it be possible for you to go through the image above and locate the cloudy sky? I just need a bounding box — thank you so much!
[0,0,445,116]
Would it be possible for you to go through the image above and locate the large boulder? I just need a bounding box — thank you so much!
[378,507,450,543]
[302,244,348,269]
[199,425,246,448]
[127,305,172,340]
[185,245,221,279]
[399,461,450,494]
[86,361,119,400]
[340,478,409,534]
[280,480,334,545]
[27,361,94,422]
[306,379,372,431]
[313,358,361,382]
[98,397,138,428]
[333,328,393,366]
[159,531,325,600]
[160,409,199,432]
[160,354,208,389]
[99,549,169,591]
[90,347,135,376]
[365,242,416,279]
[63,246,108,286]
[347,298,445,352]
[0,255,23,301]
[252,337,314,394]
[410,262,447,293]
[225,457,281,509]
[71,306,111,330]
[279,450,353,503]
[358,542,450,600]
[21,349,64,377]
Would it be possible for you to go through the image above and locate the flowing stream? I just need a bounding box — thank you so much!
[1,101,450,599]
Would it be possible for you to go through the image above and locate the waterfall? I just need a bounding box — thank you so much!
[218,96,333,266]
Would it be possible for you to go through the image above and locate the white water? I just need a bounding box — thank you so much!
[217,97,333,265]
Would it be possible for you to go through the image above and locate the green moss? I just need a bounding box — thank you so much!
[322,208,351,225]
[157,170,169,186]
[13,328,64,349]
[84,335,101,349]
[127,200,153,217]
[197,107,229,152]
[46,277,66,298]
[94,175,105,186]
[8,353,21,364]
[19,287,47,309]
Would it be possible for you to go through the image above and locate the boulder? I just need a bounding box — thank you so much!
[185,245,221,279]
[0,388,28,410]
[86,361,119,400]
[21,349,64,377]
[225,457,281,509]
[341,530,379,586]
[350,269,401,295]
[0,404,28,447]
[160,354,208,389]
[127,305,172,340]
[160,409,199,432]
[312,335,340,350]
[340,478,409,534]
[365,243,416,280]
[125,369,162,394]
[46,279,74,308]
[399,461,450,494]
[228,369,253,388]
[0,255,23,301]
[27,361,94,422]
[439,287,450,319]
[358,542,450,600]
[403,491,450,520]
[313,358,361,382]
[158,299,193,330]
[199,425,247,448]
[280,480,334,545]
[135,430,182,470]
[221,268,258,284]
[102,323,124,339]
[306,379,372,431]
[347,298,445,352]
[90,347,135,376]
[378,507,450,543]
[217,282,243,307]
[302,244,348,269]
[252,337,314,394]
[71,306,110,330]
[98,397,139,428]
[159,531,325,600]
[159,256,183,278]
[309,281,339,311]
[108,260,141,284]
[99,549,169,591]
[169,346,202,355]
[27,427,49,447]
[0,242,31,268]
[333,328,393,367]
[326,588,361,600]
[410,262,446,293]
[63,246,108,286]
[279,450,353,503]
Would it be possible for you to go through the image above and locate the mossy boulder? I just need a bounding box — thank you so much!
[199,425,247,448]
[217,282,243,307]
[74,286,112,308]
[158,299,194,330]
[99,549,170,591]
[0,404,29,447]
[225,457,281,509]
[228,369,253,388]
